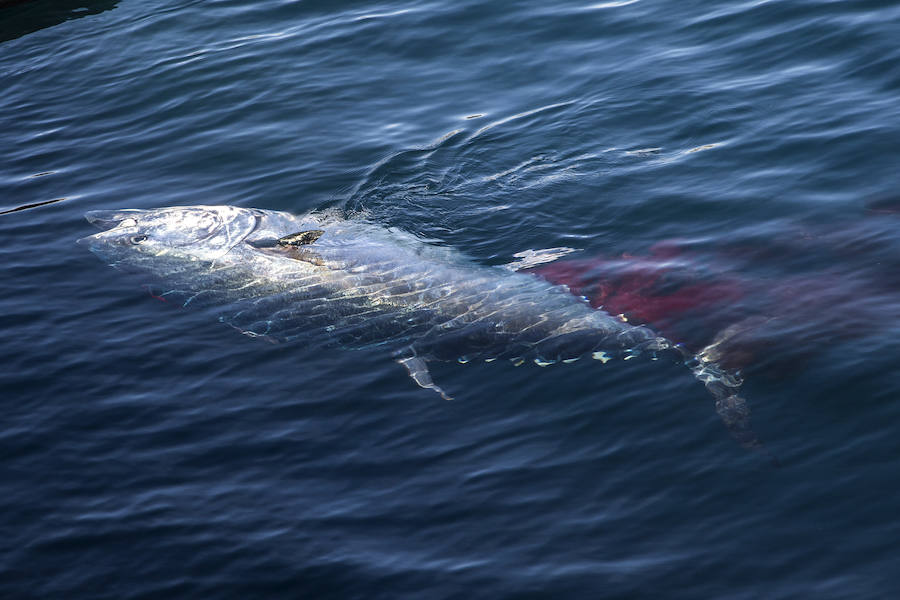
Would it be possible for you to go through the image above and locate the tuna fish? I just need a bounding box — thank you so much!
[79,205,764,453]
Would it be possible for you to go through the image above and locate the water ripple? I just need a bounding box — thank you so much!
[2,0,900,597]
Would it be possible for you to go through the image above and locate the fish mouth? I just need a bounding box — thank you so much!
[77,210,144,247]
[84,209,146,230]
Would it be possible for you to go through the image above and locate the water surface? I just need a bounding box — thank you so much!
[2,0,899,597]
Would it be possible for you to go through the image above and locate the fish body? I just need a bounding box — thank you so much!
[80,205,760,450]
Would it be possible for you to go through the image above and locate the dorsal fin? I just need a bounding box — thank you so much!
[505,247,579,271]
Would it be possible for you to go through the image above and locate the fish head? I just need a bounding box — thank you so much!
[78,205,260,270]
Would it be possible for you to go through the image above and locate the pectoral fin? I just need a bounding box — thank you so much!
[249,231,325,265]
[277,230,324,246]
[396,356,453,401]
[248,230,324,249]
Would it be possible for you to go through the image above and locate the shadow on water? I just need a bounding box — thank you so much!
[527,207,900,378]
[0,0,117,43]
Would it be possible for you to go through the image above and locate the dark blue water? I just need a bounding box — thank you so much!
[2,0,899,597]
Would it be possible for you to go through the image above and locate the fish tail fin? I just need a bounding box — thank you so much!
[677,344,778,465]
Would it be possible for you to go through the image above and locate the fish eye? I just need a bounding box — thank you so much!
[130,235,148,244]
